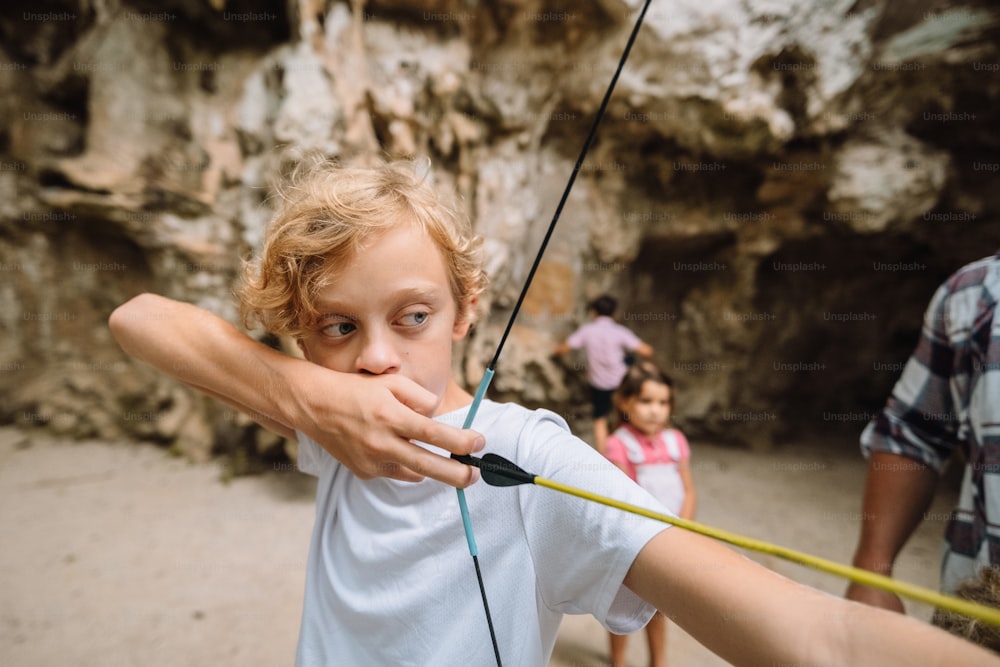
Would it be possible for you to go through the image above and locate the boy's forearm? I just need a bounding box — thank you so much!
[109,294,299,432]
[628,530,817,665]
[826,600,1000,666]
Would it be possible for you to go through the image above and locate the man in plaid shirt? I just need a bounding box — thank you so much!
[847,251,1000,610]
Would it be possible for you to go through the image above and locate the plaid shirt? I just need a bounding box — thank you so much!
[861,251,1000,593]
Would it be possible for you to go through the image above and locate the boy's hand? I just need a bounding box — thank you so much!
[288,364,485,486]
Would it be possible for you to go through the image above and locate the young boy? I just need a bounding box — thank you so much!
[110,158,1000,666]
[554,294,653,454]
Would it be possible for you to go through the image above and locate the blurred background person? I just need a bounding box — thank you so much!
[847,251,1000,611]
[554,294,653,453]
[604,360,696,667]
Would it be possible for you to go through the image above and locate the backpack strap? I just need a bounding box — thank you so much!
[612,427,646,464]
[661,429,682,461]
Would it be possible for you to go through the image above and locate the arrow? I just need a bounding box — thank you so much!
[454,450,1000,629]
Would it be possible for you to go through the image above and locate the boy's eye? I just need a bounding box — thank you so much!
[400,311,429,327]
[321,321,356,338]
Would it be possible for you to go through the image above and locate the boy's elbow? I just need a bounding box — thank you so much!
[109,293,157,345]
[109,298,135,338]
[109,303,135,352]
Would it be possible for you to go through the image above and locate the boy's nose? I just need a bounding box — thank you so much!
[355,331,401,375]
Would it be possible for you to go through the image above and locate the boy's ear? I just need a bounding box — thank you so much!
[452,295,478,339]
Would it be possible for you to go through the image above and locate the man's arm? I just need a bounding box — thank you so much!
[847,281,957,608]
[626,528,1000,667]
[552,341,572,356]
[109,294,483,485]
[845,451,938,610]
[633,341,653,358]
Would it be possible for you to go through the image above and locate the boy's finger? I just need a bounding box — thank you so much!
[418,419,485,457]
[399,447,481,488]
[385,374,440,417]
[369,459,424,484]
[380,374,486,456]
[385,399,485,456]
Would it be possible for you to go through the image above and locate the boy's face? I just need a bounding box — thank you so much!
[297,223,474,415]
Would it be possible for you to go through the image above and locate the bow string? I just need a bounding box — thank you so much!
[451,2,656,664]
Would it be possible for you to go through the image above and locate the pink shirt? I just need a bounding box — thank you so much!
[604,425,690,484]
[565,316,642,390]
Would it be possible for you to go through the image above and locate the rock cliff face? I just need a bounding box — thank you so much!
[1,0,999,459]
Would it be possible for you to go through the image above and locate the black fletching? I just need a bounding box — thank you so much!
[479,453,535,487]
[454,453,535,486]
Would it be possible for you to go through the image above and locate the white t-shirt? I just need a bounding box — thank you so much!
[294,400,670,666]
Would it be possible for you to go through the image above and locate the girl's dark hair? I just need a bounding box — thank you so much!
[612,360,674,429]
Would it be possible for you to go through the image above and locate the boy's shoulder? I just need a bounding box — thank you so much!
[440,399,587,467]
[441,400,570,437]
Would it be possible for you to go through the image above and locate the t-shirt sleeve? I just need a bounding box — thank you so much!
[295,430,328,477]
[617,324,642,351]
[516,411,669,634]
[565,325,586,350]
[860,281,958,471]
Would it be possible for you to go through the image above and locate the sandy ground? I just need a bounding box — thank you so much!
[0,425,958,667]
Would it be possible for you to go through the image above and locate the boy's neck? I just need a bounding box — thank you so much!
[436,380,475,416]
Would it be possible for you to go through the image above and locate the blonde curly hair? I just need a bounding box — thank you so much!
[238,157,487,338]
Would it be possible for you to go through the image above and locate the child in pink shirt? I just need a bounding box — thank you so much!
[604,361,696,667]
[554,295,653,453]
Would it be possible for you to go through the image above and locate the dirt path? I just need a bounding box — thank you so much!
[0,426,956,666]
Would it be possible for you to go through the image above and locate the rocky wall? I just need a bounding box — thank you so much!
[1,0,998,460]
